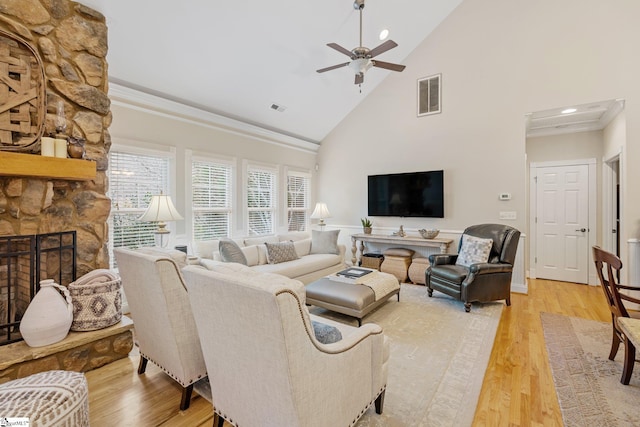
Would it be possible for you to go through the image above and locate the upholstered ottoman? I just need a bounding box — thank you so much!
[0,370,89,427]
[381,248,415,283]
[408,257,430,285]
[306,271,400,325]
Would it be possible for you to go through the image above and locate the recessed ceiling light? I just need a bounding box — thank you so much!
[561,108,577,114]
[379,29,389,40]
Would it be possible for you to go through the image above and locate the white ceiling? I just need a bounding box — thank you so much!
[78,0,463,144]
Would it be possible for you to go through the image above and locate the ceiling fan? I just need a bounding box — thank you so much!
[317,0,406,86]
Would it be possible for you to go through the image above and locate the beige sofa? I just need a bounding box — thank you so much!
[193,231,346,284]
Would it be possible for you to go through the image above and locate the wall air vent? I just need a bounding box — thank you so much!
[270,103,286,112]
[417,74,441,117]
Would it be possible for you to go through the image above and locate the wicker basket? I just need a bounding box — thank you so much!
[361,253,384,270]
[0,29,46,152]
[69,269,122,331]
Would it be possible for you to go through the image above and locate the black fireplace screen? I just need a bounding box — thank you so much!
[0,231,76,345]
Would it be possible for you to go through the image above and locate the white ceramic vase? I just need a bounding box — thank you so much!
[20,279,74,347]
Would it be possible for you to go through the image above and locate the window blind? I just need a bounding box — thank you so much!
[107,150,170,267]
[287,173,309,231]
[247,166,276,236]
[192,160,232,241]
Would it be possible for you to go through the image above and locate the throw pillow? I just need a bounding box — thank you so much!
[219,238,248,265]
[310,229,340,255]
[455,234,493,267]
[265,241,299,264]
[312,320,342,344]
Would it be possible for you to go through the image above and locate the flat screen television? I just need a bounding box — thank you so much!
[368,170,444,218]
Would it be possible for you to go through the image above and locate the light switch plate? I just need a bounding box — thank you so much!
[499,211,517,220]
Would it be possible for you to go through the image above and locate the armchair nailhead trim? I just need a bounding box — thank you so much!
[139,351,204,386]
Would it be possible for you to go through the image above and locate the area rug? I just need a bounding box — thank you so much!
[310,283,503,427]
[541,312,640,426]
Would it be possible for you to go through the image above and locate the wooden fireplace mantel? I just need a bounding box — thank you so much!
[0,151,96,181]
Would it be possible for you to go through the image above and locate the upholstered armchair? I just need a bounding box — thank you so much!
[182,264,388,427]
[426,224,520,312]
[114,248,207,410]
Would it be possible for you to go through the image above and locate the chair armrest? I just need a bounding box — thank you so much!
[428,254,457,266]
[309,314,383,353]
[469,262,513,275]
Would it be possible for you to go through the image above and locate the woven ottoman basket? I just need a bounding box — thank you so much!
[408,257,431,285]
[381,248,415,283]
[0,370,89,427]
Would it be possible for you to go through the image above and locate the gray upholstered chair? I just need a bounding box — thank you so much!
[114,247,207,410]
[182,264,388,427]
[426,224,520,312]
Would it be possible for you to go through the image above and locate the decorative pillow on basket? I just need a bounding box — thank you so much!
[310,229,340,255]
[455,234,493,267]
[219,238,248,265]
[265,241,299,264]
[69,269,122,331]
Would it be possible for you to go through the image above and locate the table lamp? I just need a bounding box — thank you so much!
[138,192,183,247]
[310,202,331,230]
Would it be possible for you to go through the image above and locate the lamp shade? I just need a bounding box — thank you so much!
[310,202,331,220]
[138,194,183,224]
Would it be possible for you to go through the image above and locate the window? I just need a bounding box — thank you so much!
[192,159,232,241]
[107,150,170,267]
[287,172,310,231]
[246,165,277,236]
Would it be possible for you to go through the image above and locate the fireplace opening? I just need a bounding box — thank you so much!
[0,231,77,346]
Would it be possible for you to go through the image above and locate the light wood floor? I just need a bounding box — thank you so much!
[85,278,610,426]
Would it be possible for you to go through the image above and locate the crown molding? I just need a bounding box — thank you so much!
[108,82,320,154]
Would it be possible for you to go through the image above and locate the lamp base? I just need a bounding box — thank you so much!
[154,228,170,248]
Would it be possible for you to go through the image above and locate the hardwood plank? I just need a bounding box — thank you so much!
[86,278,609,426]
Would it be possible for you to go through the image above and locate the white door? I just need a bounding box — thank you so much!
[536,164,589,283]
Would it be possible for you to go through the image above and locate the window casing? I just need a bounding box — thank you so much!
[192,159,233,241]
[287,172,310,231]
[246,165,277,236]
[107,149,171,267]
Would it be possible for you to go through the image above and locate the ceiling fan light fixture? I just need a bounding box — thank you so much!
[379,29,389,40]
[349,58,372,75]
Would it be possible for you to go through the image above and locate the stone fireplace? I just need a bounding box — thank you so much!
[0,2,134,381]
[0,2,111,273]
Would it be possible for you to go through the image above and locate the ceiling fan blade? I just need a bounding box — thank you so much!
[327,43,353,58]
[368,40,398,58]
[372,60,406,72]
[355,73,364,85]
[316,62,350,73]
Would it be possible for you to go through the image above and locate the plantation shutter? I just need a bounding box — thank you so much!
[247,166,276,236]
[107,150,170,267]
[287,172,310,231]
[192,160,232,241]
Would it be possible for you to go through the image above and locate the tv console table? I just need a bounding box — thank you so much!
[350,233,454,266]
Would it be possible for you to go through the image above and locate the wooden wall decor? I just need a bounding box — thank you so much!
[0,29,46,152]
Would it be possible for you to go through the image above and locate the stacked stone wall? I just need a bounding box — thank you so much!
[0,0,111,276]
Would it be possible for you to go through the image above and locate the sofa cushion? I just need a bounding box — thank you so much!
[265,241,299,264]
[244,235,279,247]
[455,234,493,267]
[278,231,311,242]
[311,320,342,344]
[252,253,343,279]
[241,245,260,266]
[310,229,340,255]
[293,238,312,257]
[220,238,248,265]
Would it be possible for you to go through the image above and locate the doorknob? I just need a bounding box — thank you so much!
[575,228,586,232]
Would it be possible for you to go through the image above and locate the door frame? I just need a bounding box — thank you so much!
[602,151,622,255]
[529,158,597,285]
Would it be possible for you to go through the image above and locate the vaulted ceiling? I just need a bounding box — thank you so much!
[79,0,463,143]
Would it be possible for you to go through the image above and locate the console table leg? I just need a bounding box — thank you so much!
[351,237,358,266]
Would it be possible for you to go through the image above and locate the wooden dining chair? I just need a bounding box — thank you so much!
[593,246,640,384]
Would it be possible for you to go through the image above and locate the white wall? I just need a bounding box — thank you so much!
[108,86,319,241]
[317,0,640,272]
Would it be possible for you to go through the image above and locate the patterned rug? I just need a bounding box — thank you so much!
[311,283,503,427]
[541,312,640,426]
